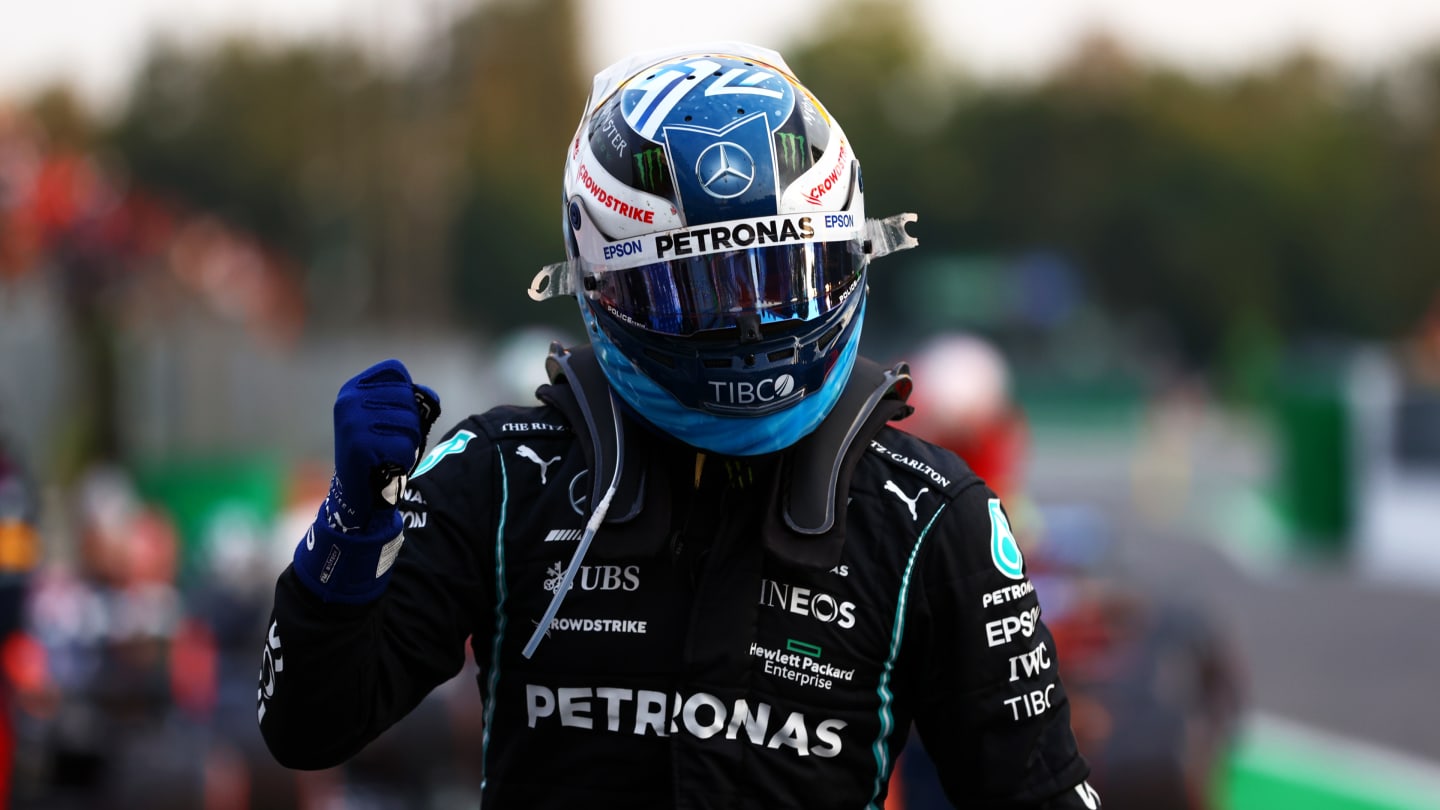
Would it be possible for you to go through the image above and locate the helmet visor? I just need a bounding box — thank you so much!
[588,240,865,337]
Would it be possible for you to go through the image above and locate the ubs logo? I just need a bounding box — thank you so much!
[544,561,641,593]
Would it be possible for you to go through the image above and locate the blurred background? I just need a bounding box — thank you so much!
[2,0,1439,807]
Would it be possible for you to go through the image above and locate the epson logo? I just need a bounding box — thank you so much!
[654,216,814,259]
[985,606,1041,648]
[708,375,797,406]
[603,238,643,261]
[759,579,857,629]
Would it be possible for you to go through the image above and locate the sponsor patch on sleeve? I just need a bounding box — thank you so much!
[988,498,1025,580]
[413,429,478,478]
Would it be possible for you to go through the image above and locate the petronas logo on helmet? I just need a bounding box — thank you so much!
[777,133,807,172]
[634,148,669,192]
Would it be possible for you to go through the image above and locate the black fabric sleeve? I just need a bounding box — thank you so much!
[905,481,1098,809]
[257,420,495,770]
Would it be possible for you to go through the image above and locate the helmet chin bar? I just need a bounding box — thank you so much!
[528,212,918,303]
[585,285,863,418]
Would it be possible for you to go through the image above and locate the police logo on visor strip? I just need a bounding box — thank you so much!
[697,142,755,199]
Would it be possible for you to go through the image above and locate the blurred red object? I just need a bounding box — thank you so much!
[902,333,1028,501]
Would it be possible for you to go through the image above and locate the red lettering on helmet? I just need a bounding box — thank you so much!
[804,141,847,206]
[579,164,655,224]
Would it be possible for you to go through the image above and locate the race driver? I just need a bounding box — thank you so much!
[257,41,1101,809]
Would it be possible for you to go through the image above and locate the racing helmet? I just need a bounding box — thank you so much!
[530,42,916,456]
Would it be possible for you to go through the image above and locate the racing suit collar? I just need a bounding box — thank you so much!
[537,343,913,570]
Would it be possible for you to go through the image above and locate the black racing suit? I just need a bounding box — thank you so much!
[257,351,1096,809]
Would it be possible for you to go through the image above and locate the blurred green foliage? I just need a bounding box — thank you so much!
[24,0,1440,374]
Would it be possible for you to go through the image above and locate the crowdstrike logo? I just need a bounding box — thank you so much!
[525,685,846,758]
[536,616,649,635]
[696,141,755,199]
[578,163,655,224]
[803,140,848,205]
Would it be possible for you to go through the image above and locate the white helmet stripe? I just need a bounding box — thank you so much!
[576,211,866,272]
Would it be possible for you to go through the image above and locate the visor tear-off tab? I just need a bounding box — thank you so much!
[865,213,920,260]
[528,261,575,301]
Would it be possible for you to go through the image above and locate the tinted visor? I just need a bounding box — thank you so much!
[587,241,865,337]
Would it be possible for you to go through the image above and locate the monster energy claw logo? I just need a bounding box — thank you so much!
[777,133,806,172]
[634,148,669,192]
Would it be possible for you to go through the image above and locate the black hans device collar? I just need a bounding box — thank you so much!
[537,343,913,568]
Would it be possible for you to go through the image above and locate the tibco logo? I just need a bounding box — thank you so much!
[708,375,798,406]
[525,685,845,758]
[759,580,857,629]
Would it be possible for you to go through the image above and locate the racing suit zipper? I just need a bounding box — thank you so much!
[671,452,723,588]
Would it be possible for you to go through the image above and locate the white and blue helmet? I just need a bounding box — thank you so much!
[531,42,916,456]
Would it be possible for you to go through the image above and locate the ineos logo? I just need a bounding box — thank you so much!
[759,579,857,629]
[707,374,797,406]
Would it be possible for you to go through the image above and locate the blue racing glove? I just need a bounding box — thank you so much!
[293,359,441,604]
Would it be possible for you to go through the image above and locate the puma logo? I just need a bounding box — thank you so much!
[516,445,561,484]
[884,480,929,521]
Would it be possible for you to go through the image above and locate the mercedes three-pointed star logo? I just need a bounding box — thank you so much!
[695,141,755,199]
